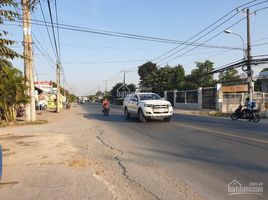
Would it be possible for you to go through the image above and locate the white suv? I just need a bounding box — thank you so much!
[123,93,173,122]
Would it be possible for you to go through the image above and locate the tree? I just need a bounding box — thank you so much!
[110,83,136,99]
[171,64,185,90]
[0,0,21,60]
[218,68,240,85]
[261,68,268,72]
[0,64,29,122]
[186,60,214,88]
[143,65,185,96]
[138,61,157,89]
[0,1,27,122]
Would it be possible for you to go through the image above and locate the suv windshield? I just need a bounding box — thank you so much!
[139,94,161,100]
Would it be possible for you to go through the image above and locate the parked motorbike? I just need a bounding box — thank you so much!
[231,105,261,122]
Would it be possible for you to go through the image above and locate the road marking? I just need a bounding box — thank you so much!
[179,123,268,145]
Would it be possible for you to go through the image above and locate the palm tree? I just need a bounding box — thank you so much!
[0,1,27,122]
[0,0,21,59]
[0,64,29,122]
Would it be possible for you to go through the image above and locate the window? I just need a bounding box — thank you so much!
[139,93,161,100]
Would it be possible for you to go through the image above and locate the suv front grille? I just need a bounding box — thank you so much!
[153,105,168,109]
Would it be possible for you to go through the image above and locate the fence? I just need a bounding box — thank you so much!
[222,92,268,113]
[175,90,198,104]
[165,87,268,113]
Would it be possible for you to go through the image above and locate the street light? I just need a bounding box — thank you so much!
[224,29,246,58]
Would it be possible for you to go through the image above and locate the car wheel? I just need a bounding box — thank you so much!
[124,107,130,119]
[164,117,171,122]
[138,109,147,123]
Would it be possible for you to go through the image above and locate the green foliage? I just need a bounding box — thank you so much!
[261,68,268,72]
[254,79,261,92]
[138,61,157,87]
[185,60,214,89]
[218,68,240,85]
[0,63,29,122]
[110,83,136,99]
[0,0,21,59]
[138,62,185,95]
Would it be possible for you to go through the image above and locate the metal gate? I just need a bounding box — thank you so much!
[167,91,175,106]
[202,88,217,109]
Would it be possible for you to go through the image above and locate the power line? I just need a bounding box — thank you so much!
[12,18,242,51]
[153,0,268,64]
[32,32,55,65]
[54,0,61,61]
[151,0,263,62]
[62,59,145,64]
[158,17,246,66]
[156,12,241,64]
[159,4,268,65]
[39,0,57,60]
[47,0,59,61]
[254,5,268,12]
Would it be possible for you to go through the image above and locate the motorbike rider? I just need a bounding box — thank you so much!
[243,97,256,120]
[102,98,110,112]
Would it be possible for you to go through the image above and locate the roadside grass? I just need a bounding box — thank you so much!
[0,119,48,127]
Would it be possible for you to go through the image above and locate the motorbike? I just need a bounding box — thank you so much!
[231,105,261,122]
[102,106,109,116]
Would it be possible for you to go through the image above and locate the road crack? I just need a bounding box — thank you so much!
[96,129,161,200]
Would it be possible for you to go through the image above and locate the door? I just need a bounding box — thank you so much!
[129,94,139,114]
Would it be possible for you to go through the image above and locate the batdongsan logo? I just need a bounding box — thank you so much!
[116,84,131,98]
[228,179,263,195]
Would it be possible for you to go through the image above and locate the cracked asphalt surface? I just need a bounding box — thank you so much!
[81,102,268,200]
[1,102,267,200]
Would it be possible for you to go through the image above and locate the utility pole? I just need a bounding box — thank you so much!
[56,62,61,112]
[246,9,253,100]
[104,80,108,94]
[22,0,36,122]
[123,70,126,85]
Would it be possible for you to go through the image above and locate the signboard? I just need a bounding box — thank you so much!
[222,84,248,93]
[34,81,52,93]
[116,83,131,98]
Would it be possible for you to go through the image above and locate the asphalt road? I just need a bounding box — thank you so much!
[82,103,268,200]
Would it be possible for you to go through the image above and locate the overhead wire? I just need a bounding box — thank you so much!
[158,17,247,66]
[156,12,241,64]
[54,0,61,61]
[38,0,57,60]
[151,0,263,62]
[155,0,268,64]
[10,18,242,51]
[46,0,59,61]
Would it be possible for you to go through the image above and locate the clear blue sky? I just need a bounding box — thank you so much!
[5,0,268,95]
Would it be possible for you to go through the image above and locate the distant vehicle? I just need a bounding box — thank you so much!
[123,93,173,122]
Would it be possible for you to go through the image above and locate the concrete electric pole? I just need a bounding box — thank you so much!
[22,0,36,122]
[56,62,61,112]
[105,80,108,94]
[246,9,253,101]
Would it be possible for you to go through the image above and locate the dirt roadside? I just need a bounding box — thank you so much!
[0,106,114,200]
